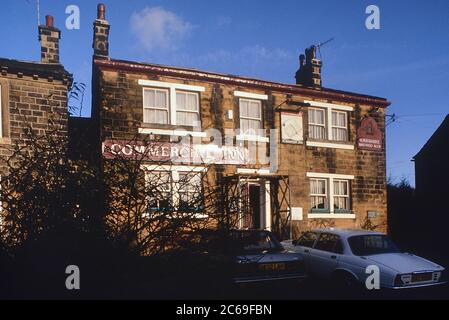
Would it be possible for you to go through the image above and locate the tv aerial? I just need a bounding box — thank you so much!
[315,37,334,59]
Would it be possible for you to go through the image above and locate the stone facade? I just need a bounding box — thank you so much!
[82,5,390,240]
[0,16,72,175]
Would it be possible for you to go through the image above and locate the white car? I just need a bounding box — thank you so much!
[282,229,447,289]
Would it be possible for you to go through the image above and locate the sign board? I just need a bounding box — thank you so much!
[281,112,303,144]
[102,140,250,165]
[291,207,303,221]
[357,116,382,151]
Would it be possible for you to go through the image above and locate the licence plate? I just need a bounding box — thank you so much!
[412,273,432,282]
[259,263,286,271]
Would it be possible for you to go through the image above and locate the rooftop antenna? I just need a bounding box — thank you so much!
[37,0,41,26]
[316,37,334,59]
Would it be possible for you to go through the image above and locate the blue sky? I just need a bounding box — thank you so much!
[1,0,449,185]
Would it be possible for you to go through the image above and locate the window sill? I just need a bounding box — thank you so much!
[308,213,356,219]
[138,127,207,137]
[306,140,354,150]
[236,134,269,143]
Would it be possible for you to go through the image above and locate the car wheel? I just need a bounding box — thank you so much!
[332,271,362,297]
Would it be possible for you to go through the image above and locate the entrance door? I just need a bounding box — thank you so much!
[249,184,261,229]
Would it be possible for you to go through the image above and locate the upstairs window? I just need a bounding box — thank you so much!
[143,88,169,124]
[307,106,350,142]
[239,98,262,136]
[308,108,326,140]
[331,111,348,141]
[139,80,205,128]
[176,91,199,126]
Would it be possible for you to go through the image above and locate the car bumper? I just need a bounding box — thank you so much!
[233,273,307,284]
[388,281,447,290]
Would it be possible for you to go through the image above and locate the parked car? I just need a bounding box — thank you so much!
[184,229,307,284]
[282,229,447,289]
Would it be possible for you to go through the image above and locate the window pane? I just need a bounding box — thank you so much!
[156,91,167,108]
[186,93,198,111]
[177,111,199,126]
[145,109,168,124]
[176,92,186,109]
[146,172,172,211]
[309,125,326,139]
[310,179,328,210]
[240,100,249,117]
[143,89,168,124]
[144,90,155,108]
[332,127,348,141]
[309,108,325,125]
[249,101,261,119]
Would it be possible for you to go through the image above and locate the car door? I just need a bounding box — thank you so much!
[292,232,318,271]
[308,233,343,279]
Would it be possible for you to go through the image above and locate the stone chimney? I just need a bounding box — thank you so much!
[93,3,110,58]
[38,15,61,64]
[295,46,322,87]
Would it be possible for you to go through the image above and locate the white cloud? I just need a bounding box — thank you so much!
[130,7,193,52]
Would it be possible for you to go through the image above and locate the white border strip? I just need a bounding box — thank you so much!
[138,128,207,137]
[237,168,271,175]
[234,91,268,100]
[304,100,353,111]
[138,79,205,92]
[306,172,354,180]
[236,134,269,143]
[306,141,354,150]
[307,213,356,219]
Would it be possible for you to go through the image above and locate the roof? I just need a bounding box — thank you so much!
[94,57,390,108]
[0,57,72,83]
[414,114,449,160]
[311,228,384,238]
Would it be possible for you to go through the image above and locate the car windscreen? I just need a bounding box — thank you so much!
[230,231,284,253]
[348,235,401,256]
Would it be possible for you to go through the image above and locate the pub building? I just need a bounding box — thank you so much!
[74,4,390,240]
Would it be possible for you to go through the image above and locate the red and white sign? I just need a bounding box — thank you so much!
[102,140,250,165]
[357,116,383,151]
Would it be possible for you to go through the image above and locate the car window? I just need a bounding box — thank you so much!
[348,235,400,256]
[295,232,318,248]
[314,233,343,253]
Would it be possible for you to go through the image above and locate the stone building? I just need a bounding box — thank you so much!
[79,4,390,240]
[0,15,72,174]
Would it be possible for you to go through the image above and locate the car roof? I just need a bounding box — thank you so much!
[307,228,385,240]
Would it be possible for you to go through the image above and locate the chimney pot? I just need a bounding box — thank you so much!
[45,15,54,27]
[97,3,106,20]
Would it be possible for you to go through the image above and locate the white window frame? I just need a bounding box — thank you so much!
[331,110,348,142]
[306,172,355,219]
[308,107,327,140]
[239,98,262,136]
[234,91,269,142]
[143,87,170,125]
[304,100,354,150]
[310,178,328,211]
[175,90,200,127]
[138,79,205,128]
[333,179,351,212]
